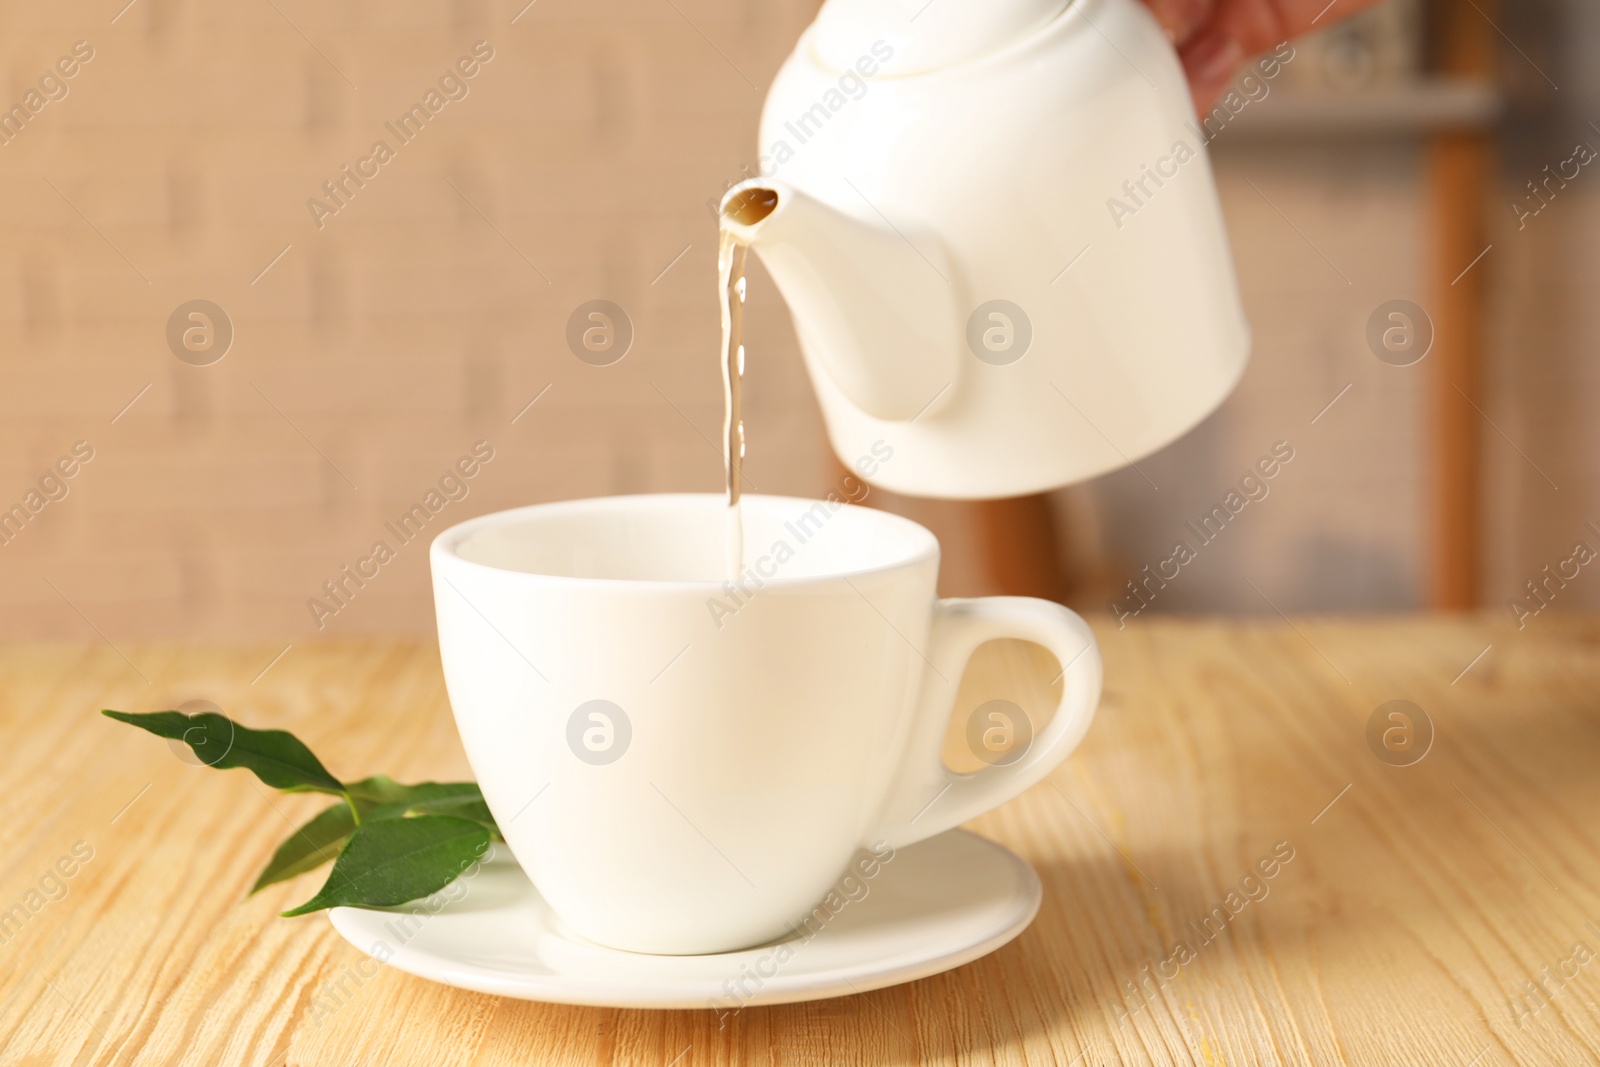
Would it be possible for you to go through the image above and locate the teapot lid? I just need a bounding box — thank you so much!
[809,0,1074,76]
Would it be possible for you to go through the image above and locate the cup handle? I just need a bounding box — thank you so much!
[868,597,1102,850]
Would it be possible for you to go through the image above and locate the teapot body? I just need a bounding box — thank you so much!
[754,0,1250,498]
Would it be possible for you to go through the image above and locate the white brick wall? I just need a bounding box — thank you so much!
[1,0,1594,642]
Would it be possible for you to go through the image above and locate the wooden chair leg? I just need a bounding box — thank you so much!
[829,453,1071,602]
[1425,0,1496,609]
[974,494,1071,603]
[1427,132,1488,609]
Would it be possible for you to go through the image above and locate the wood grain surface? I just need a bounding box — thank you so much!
[3,617,1599,1065]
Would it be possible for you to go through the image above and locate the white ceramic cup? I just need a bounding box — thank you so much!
[431,494,1101,955]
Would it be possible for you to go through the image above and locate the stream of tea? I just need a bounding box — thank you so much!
[717,186,779,580]
[718,227,748,580]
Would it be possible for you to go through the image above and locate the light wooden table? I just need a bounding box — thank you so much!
[3,617,1598,1065]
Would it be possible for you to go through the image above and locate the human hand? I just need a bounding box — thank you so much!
[1140,0,1389,108]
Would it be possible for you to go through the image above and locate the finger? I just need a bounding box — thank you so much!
[1141,0,1215,46]
[1179,0,1390,109]
[1268,0,1393,42]
[1180,32,1244,110]
[1206,0,1394,60]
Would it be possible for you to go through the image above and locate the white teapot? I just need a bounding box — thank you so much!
[720,0,1250,499]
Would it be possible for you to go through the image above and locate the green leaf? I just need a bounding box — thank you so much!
[349,777,499,837]
[101,709,502,910]
[251,783,498,894]
[251,802,357,894]
[102,709,345,795]
[281,814,492,916]
[406,795,498,833]
[343,774,413,807]
[347,776,478,809]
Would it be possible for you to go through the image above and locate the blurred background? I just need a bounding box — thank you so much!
[0,0,1592,643]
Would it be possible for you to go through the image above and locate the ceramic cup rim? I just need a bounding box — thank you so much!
[430,492,941,593]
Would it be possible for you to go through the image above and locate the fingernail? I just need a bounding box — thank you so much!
[1186,35,1242,90]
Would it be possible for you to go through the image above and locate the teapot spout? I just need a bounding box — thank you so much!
[720,179,959,423]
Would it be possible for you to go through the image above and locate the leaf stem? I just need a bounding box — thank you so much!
[344,792,362,826]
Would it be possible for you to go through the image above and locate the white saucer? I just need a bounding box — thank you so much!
[328,829,1040,1009]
